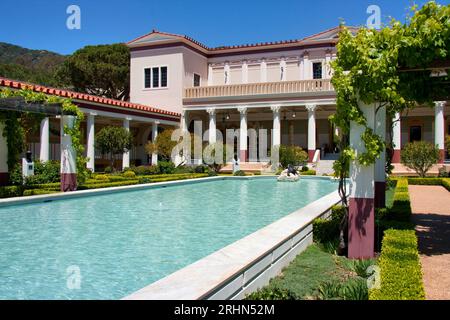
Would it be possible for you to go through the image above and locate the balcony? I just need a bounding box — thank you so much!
[183,79,335,104]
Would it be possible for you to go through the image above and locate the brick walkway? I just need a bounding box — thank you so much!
[409,185,450,300]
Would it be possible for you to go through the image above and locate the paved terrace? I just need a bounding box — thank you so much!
[409,185,450,300]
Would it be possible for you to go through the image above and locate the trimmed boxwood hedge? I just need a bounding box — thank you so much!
[300,170,316,176]
[313,205,345,244]
[369,229,425,300]
[0,185,24,198]
[407,177,450,192]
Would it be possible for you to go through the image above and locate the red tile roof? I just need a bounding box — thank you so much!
[0,77,180,119]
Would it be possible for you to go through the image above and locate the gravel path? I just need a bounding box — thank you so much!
[409,185,450,300]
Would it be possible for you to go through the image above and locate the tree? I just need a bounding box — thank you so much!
[95,126,133,171]
[401,141,439,177]
[446,135,450,154]
[145,129,177,162]
[278,145,308,168]
[59,44,130,100]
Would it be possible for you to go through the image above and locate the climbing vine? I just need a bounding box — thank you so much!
[0,88,88,183]
[332,2,449,171]
[330,1,449,253]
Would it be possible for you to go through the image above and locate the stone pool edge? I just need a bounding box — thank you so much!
[123,186,341,300]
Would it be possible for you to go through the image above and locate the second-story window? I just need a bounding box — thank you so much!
[193,73,201,87]
[144,66,168,89]
[313,62,323,79]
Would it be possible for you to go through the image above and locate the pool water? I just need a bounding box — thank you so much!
[0,177,337,299]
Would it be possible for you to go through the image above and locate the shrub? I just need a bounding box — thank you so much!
[233,170,246,176]
[278,145,308,168]
[23,189,59,196]
[245,287,297,300]
[173,165,194,174]
[78,180,139,190]
[94,174,110,181]
[145,129,178,162]
[401,141,440,177]
[130,165,159,175]
[157,161,175,174]
[122,170,136,179]
[207,171,218,177]
[301,165,309,172]
[253,171,261,176]
[443,178,450,191]
[446,135,450,154]
[313,205,345,244]
[407,177,443,185]
[317,278,368,300]
[104,166,113,174]
[300,170,316,175]
[0,185,24,198]
[369,229,425,300]
[194,165,208,174]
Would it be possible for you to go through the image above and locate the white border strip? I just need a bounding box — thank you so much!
[123,186,340,300]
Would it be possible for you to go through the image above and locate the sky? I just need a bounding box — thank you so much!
[0,0,449,55]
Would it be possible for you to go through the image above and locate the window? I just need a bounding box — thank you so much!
[193,73,201,87]
[144,66,168,89]
[313,62,323,79]
[409,126,422,142]
[144,68,151,88]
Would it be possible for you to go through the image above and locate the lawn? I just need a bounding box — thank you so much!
[247,244,373,300]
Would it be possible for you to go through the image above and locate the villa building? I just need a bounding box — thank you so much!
[127,26,450,167]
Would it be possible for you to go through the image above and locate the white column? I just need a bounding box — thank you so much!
[224,62,230,85]
[207,64,213,86]
[306,104,317,162]
[151,121,159,165]
[435,101,445,163]
[39,117,49,162]
[280,58,287,81]
[60,115,77,191]
[392,112,401,163]
[86,113,96,172]
[374,105,386,208]
[0,122,8,185]
[242,60,248,84]
[348,101,376,259]
[302,51,310,79]
[207,108,216,144]
[271,105,281,147]
[238,106,248,162]
[260,59,267,82]
[122,117,131,170]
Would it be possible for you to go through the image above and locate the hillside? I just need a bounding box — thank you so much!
[0,42,66,86]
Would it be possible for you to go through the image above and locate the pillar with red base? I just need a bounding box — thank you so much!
[238,106,248,162]
[374,106,386,208]
[0,122,9,186]
[348,102,375,259]
[435,101,446,164]
[60,115,77,192]
[306,104,317,162]
[392,112,401,163]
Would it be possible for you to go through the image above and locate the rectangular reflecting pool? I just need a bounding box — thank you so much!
[0,176,338,299]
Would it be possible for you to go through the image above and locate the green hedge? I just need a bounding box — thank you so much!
[78,180,140,190]
[313,205,345,243]
[0,185,24,198]
[300,170,316,176]
[388,178,412,222]
[407,177,450,192]
[369,229,425,300]
[23,189,60,196]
